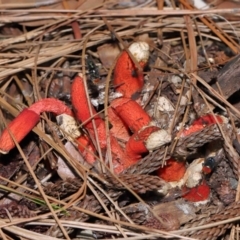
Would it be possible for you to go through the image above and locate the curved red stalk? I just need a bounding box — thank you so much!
[157,158,186,182]
[126,126,160,160]
[0,109,39,153]
[182,181,210,202]
[113,42,149,98]
[70,45,154,173]
[192,114,223,125]
[71,75,132,172]
[28,98,73,116]
[71,75,103,130]
[0,98,73,154]
[111,97,171,159]
[111,97,171,168]
[114,51,145,98]
[111,97,151,133]
[71,76,118,150]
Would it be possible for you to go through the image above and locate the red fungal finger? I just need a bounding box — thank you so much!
[114,126,171,174]
[157,158,186,182]
[71,75,103,130]
[113,51,144,98]
[111,97,151,133]
[111,97,171,164]
[113,42,150,98]
[77,135,92,153]
[28,98,73,116]
[71,75,109,149]
[126,126,160,160]
[0,98,73,154]
[182,181,210,202]
[71,75,131,172]
[0,109,40,153]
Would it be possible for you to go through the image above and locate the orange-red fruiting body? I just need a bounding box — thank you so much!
[111,98,151,133]
[71,75,133,172]
[157,158,186,182]
[29,98,73,116]
[77,124,129,171]
[126,126,160,160]
[113,51,146,98]
[0,98,73,153]
[113,127,162,174]
[182,181,210,202]
[0,109,40,153]
[179,114,223,138]
[71,75,103,130]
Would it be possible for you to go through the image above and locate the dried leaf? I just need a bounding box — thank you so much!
[57,141,88,180]
[97,43,121,69]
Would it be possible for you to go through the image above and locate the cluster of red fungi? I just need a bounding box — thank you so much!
[0,42,224,203]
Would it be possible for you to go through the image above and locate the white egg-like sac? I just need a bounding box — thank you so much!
[128,41,150,63]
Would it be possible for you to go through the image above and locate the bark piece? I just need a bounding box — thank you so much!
[211,54,240,99]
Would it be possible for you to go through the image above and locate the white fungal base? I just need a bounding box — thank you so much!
[192,0,209,9]
[185,158,204,188]
[157,181,171,196]
[56,114,81,140]
[167,158,205,189]
[146,129,171,150]
[128,41,150,63]
[0,149,8,154]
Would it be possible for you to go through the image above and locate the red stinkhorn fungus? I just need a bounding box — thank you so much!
[111,97,171,158]
[0,109,39,154]
[71,75,103,131]
[125,126,160,160]
[0,98,73,154]
[113,42,150,98]
[157,158,186,182]
[28,98,72,116]
[71,74,133,172]
[179,114,224,138]
[126,126,171,160]
[111,97,151,132]
[182,181,210,202]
